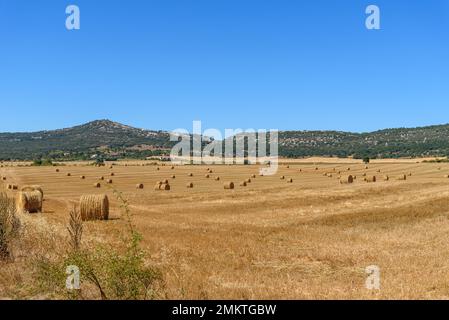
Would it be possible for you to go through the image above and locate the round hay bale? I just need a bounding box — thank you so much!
[136,183,144,189]
[80,175,86,179]
[20,185,44,198]
[205,174,210,178]
[383,175,390,181]
[339,175,354,184]
[155,181,170,190]
[365,175,376,183]
[93,182,101,188]
[159,183,170,191]
[224,182,234,190]
[171,175,176,179]
[106,179,113,184]
[188,173,193,177]
[17,191,42,213]
[6,184,12,190]
[408,172,412,176]
[12,185,18,190]
[215,176,220,181]
[156,167,160,171]
[110,173,115,176]
[315,167,318,171]
[80,194,109,221]
[55,168,60,172]
[246,178,252,183]
[99,176,105,180]
[362,173,367,177]
[286,165,290,169]
[347,167,351,171]
[280,176,285,180]
[208,169,213,173]
[287,178,293,183]
[240,181,247,187]
[154,181,163,190]
[2,177,6,181]
[171,166,175,170]
[397,174,407,181]
[251,174,256,178]
[186,182,193,188]
[67,173,71,176]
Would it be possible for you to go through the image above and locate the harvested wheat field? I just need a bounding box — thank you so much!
[3,159,449,299]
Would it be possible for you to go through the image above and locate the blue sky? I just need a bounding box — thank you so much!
[0,0,448,133]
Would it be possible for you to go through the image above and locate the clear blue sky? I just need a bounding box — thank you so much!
[0,0,448,133]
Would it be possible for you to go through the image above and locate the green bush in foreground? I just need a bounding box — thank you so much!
[36,192,163,300]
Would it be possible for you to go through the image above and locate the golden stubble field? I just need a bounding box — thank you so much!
[3,159,449,299]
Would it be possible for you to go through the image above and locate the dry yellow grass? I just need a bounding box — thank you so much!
[3,160,449,299]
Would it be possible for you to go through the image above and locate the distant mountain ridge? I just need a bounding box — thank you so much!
[278,124,449,159]
[1,119,449,160]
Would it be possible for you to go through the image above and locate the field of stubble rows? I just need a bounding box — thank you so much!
[2,159,449,299]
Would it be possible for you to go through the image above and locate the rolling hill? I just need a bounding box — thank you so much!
[0,120,174,160]
[1,120,449,160]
